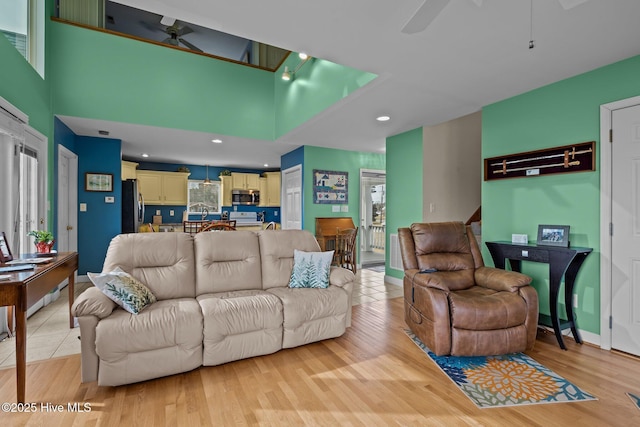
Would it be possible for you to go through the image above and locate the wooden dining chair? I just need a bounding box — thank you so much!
[199,222,237,232]
[333,227,358,273]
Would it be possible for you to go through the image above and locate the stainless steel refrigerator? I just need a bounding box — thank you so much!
[122,179,144,233]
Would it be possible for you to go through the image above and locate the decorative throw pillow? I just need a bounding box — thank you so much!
[88,267,157,314]
[288,250,334,289]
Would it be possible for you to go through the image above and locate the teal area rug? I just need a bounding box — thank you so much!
[405,329,597,408]
[627,392,640,410]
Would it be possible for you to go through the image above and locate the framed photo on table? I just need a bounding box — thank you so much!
[536,225,570,247]
[0,232,13,262]
[85,172,114,192]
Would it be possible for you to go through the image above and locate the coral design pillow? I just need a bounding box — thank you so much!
[88,267,156,314]
[288,250,334,289]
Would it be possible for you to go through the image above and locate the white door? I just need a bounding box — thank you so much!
[57,145,78,258]
[611,103,640,356]
[282,165,302,230]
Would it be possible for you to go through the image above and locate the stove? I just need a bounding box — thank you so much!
[229,211,263,226]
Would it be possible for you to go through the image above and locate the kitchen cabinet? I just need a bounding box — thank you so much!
[137,171,190,205]
[121,161,138,180]
[220,175,233,206]
[259,172,281,207]
[231,172,260,190]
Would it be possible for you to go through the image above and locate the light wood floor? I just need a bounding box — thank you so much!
[1,297,639,426]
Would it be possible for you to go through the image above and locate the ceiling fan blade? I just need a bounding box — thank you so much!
[401,0,451,34]
[178,37,203,53]
[557,0,589,10]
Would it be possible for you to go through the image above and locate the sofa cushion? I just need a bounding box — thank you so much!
[267,286,349,348]
[102,233,196,300]
[95,298,203,385]
[258,230,322,289]
[194,231,262,294]
[88,267,156,314]
[288,250,334,289]
[197,290,283,365]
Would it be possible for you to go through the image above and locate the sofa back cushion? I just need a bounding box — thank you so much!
[194,231,262,294]
[258,230,321,289]
[102,233,196,300]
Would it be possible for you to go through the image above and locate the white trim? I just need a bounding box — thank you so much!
[384,275,402,287]
[0,96,28,124]
[599,94,640,351]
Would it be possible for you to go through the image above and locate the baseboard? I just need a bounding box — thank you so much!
[384,275,402,287]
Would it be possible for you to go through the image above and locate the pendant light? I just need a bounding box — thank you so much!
[203,164,212,185]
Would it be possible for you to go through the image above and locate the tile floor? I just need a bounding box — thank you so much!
[0,268,401,368]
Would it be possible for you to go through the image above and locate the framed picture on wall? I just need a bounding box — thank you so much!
[536,225,570,247]
[313,169,348,204]
[0,232,13,262]
[85,172,114,192]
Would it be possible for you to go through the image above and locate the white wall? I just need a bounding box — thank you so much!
[422,111,481,223]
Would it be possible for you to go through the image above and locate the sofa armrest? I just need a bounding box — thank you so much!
[71,286,117,319]
[329,266,355,287]
[475,266,532,292]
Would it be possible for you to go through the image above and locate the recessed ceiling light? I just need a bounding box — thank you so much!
[298,52,308,60]
[376,116,391,122]
[264,163,269,167]
[212,139,222,143]
[141,153,149,158]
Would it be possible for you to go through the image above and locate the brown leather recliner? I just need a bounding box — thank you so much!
[398,222,538,356]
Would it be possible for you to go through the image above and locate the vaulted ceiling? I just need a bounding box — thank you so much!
[61,0,640,167]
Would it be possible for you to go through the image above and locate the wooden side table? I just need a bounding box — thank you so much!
[485,241,592,350]
[0,252,79,403]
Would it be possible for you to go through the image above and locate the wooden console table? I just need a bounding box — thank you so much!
[0,252,79,403]
[485,242,592,350]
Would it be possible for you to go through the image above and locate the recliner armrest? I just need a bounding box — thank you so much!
[475,266,532,292]
[405,269,450,292]
[71,286,117,319]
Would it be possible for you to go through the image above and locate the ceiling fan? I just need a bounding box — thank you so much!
[156,16,203,52]
[401,0,590,35]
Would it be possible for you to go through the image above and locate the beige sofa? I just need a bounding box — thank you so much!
[71,229,355,386]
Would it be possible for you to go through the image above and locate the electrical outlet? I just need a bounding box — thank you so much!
[573,294,578,308]
[169,210,174,216]
[156,210,161,216]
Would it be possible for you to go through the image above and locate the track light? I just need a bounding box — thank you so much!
[282,66,292,81]
[281,53,312,82]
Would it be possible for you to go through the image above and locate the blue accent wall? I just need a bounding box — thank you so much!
[75,136,122,274]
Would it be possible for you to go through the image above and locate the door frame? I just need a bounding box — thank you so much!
[281,164,302,230]
[599,94,640,350]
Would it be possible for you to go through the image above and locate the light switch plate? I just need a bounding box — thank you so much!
[156,210,161,215]
[332,205,340,212]
[341,205,349,212]
[79,203,87,212]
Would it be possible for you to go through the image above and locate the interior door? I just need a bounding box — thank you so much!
[57,145,78,261]
[282,165,302,230]
[611,103,640,356]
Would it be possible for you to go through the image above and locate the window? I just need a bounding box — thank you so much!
[0,0,45,77]
[187,180,221,214]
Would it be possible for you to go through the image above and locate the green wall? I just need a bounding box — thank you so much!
[482,54,640,335]
[49,21,275,140]
[385,128,424,280]
[274,54,377,138]
[302,145,385,238]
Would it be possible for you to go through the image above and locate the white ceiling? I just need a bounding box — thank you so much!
[60,0,640,168]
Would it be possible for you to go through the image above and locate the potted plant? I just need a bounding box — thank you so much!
[27,230,55,254]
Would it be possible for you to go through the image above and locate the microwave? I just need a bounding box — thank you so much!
[232,189,259,205]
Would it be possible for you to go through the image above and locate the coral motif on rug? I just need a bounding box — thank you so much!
[405,329,597,408]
